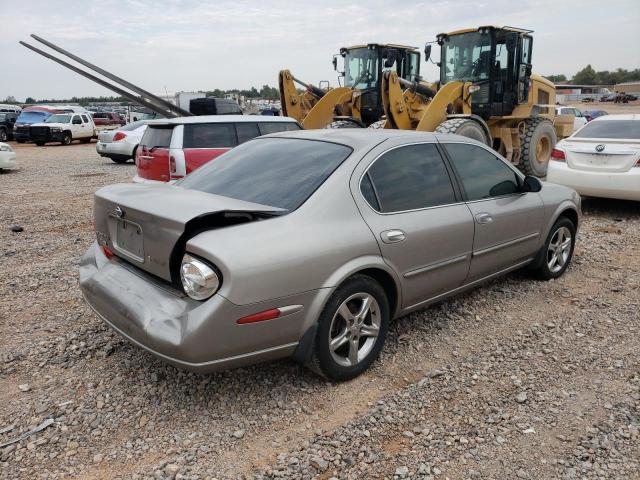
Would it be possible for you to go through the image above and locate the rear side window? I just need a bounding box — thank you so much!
[140,126,173,148]
[183,123,236,148]
[363,144,456,213]
[259,122,301,135]
[574,120,640,139]
[236,123,260,144]
[178,138,352,211]
[444,143,520,200]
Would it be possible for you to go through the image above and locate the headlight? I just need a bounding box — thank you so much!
[180,254,220,300]
[50,127,62,132]
[0,144,12,152]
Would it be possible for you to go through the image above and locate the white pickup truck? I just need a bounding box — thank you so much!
[29,112,96,146]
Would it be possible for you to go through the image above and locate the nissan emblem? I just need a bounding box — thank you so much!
[595,144,605,152]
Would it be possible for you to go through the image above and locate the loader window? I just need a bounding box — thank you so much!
[441,32,492,85]
[344,48,379,90]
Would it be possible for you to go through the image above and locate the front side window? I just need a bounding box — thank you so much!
[178,138,352,211]
[183,123,236,148]
[344,48,379,90]
[444,143,520,200]
[363,143,456,213]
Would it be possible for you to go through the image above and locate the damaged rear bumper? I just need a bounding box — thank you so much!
[79,242,312,372]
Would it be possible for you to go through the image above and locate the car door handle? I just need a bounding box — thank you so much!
[475,212,493,224]
[381,229,406,243]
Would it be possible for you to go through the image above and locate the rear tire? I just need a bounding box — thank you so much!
[81,137,92,144]
[435,118,490,146]
[520,119,556,177]
[532,217,576,280]
[111,157,129,164]
[325,120,363,129]
[307,275,389,381]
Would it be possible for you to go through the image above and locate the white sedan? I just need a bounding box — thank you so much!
[547,114,640,201]
[96,120,147,164]
[556,106,588,133]
[0,142,16,170]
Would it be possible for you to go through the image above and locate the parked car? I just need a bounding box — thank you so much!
[13,106,59,143]
[556,106,588,132]
[92,111,126,130]
[134,115,301,183]
[96,120,147,163]
[600,93,617,102]
[0,104,22,113]
[547,114,640,201]
[583,110,608,122]
[0,143,16,170]
[0,112,18,142]
[29,111,96,146]
[80,130,581,380]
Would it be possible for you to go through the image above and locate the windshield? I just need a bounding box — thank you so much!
[45,114,72,123]
[16,111,50,124]
[441,32,492,84]
[344,48,379,89]
[573,120,640,140]
[178,138,352,211]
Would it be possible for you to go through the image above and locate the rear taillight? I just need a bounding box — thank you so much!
[101,245,114,259]
[169,155,176,173]
[113,131,127,141]
[551,148,566,161]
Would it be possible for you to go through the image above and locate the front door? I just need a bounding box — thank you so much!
[442,142,544,281]
[354,142,474,308]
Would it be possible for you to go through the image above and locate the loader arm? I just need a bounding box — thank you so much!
[301,87,353,129]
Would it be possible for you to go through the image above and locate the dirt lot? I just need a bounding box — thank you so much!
[0,135,638,480]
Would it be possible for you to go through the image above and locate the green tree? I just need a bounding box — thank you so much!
[24,97,36,104]
[546,74,567,83]
[571,65,598,85]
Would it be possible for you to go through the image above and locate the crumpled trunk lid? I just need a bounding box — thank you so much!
[93,183,284,282]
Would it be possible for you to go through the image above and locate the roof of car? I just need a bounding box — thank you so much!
[591,113,639,121]
[145,115,298,126]
[261,128,487,151]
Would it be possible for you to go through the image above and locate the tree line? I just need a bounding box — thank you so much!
[546,65,640,85]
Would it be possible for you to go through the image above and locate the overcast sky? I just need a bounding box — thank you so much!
[1,0,639,101]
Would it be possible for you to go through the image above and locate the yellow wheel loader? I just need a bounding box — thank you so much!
[279,44,421,129]
[379,26,572,176]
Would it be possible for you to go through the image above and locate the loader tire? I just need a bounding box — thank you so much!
[368,119,387,129]
[325,120,362,129]
[520,119,556,177]
[435,118,490,146]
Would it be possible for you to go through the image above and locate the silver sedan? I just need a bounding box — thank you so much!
[80,129,581,380]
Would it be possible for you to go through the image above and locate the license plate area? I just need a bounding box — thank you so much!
[114,218,144,262]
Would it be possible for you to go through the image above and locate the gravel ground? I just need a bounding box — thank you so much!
[0,141,638,480]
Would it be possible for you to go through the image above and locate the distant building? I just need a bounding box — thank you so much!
[614,81,640,94]
[554,84,612,94]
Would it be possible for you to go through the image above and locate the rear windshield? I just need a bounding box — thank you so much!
[178,138,352,211]
[574,120,640,139]
[120,120,146,131]
[182,122,301,148]
[16,111,50,123]
[140,125,173,148]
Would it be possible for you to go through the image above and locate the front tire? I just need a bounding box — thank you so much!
[308,275,389,381]
[520,119,556,177]
[435,118,490,146]
[61,133,72,146]
[533,217,576,280]
[325,120,363,129]
[0,129,7,142]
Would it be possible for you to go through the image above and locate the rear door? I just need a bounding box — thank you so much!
[182,122,237,174]
[442,142,543,281]
[135,125,173,182]
[354,142,474,308]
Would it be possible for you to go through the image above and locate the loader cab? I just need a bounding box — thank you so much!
[437,26,533,119]
[339,44,420,125]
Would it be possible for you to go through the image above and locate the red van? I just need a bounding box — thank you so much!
[133,115,302,183]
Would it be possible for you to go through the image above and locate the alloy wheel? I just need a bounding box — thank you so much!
[547,226,572,273]
[328,293,381,367]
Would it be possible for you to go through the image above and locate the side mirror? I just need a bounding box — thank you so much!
[522,175,542,192]
[332,56,338,71]
[424,44,432,62]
